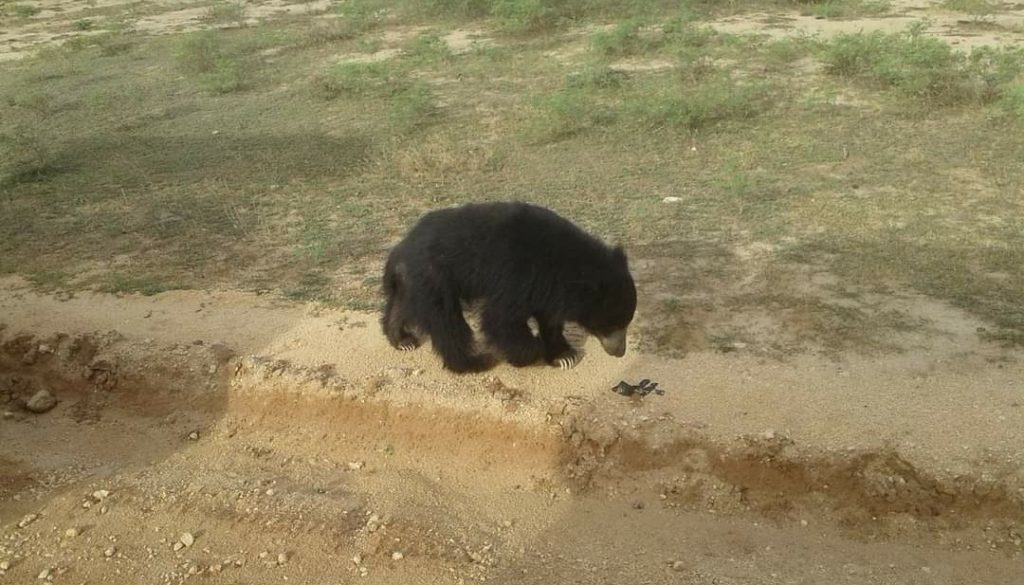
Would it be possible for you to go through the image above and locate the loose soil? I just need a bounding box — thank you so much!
[2,277,1022,584]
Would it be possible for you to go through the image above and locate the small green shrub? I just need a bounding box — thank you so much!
[313,61,408,99]
[388,81,440,130]
[13,4,41,18]
[204,2,247,27]
[566,63,628,89]
[176,31,252,94]
[624,78,771,130]
[592,19,648,57]
[823,24,1024,104]
[1002,83,1024,121]
[493,0,563,34]
[401,32,453,63]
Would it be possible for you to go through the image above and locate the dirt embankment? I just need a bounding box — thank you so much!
[2,280,1023,584]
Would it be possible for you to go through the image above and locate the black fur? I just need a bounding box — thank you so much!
[381,201,637,373]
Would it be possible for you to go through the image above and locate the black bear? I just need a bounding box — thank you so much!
[381,201,637,373]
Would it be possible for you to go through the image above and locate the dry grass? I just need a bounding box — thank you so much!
[1,1,1023,354]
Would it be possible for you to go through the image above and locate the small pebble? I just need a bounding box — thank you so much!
[188,431,199,441]
[347,461,365,470]
[800,519,808,527]
[277,553,288,565]
[92,490,111,501]
[351,555,362,565]
[392,552,404,561]
[180,532,195,548]
[65,528,79,538]
[259,551,269,559]
[18,514,39,528]
[37,568,50,580]
[173,542,184,552]
[104,547,116,558]
[366,514,381,533]
[100,506,109,515]
[265,489,275,496]
[26,390,57,414]
[671,561,686,572]
[0,560,10,571]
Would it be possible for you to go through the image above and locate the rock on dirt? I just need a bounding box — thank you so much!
[25,389,57,413]
[18,513,39,528]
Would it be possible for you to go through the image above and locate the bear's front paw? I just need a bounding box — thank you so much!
[551,350,582,370]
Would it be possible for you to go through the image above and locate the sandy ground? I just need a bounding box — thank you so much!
[2,275,1023,584]
[3,2,1024,583]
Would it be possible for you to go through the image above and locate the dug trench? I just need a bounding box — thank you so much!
[2,313,1023,584]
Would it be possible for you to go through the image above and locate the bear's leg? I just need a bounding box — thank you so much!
[417,283,495,373]
[381,258,422,351]
[481,306,544,368]
[382,293,422,351]
[536,315,582,370]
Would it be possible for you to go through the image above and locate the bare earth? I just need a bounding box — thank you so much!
[1,274,1023,585]
[3,1,1024,584]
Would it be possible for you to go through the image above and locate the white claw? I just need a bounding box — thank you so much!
[558,355,580,370]
[398,344,417,351]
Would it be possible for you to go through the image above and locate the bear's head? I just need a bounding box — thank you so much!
[575,246,637,358]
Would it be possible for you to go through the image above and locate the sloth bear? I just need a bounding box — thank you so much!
[381,201,637,373]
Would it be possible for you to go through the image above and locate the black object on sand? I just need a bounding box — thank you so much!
[612,379,663,397]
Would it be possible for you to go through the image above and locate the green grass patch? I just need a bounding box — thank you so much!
[804,0,890,19]
[314,61,412,99]
[175,30,259,94]
[941,0,998,19]
[100,274,179,296]
[1003,83,1024,122]
[625,76,771,130]
[823,23,1024,104]
[11,3,41,18]
[204,2,247,27]
[400,32,454,63]
[3,3,1024,354]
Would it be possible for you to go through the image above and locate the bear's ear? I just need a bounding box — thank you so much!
[612,245,629,268]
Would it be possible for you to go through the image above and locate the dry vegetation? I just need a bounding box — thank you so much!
[2,0,1024,353]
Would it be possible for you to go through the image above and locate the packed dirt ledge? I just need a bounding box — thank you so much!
[2,276,1023,584]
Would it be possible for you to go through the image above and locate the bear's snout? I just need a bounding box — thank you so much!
[598,329,627,358]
